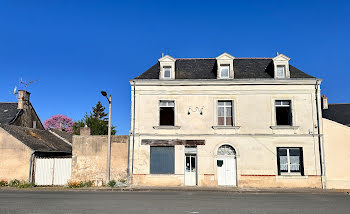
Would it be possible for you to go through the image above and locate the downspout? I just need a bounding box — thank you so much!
[315,79,327,188]
[28,151,35,183]
[131,80,136,184]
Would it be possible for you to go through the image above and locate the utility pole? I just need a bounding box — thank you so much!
[101,91,112,184]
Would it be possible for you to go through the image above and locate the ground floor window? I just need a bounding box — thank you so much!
[277,147,304,175]
[150,146,174,174]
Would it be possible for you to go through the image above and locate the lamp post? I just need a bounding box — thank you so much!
[101,91,112,184]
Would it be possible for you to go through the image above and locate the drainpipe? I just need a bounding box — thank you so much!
[131,80,136,184]
[315,79,327,188]
[28,151,35,183]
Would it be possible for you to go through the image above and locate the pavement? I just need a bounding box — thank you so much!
[0,190,349,214]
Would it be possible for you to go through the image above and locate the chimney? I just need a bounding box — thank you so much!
[17,90,31,110]
[322,95,328,109]
[80,125,91,136]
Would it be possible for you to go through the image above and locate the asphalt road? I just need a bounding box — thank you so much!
[0,190,349,214]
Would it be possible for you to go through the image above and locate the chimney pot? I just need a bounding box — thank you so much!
[322,95,328,110]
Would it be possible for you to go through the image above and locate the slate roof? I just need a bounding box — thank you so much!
[322,104,350,127]
[49,128,73,143]
[0,124,72,153]
[135,58,315,80]
[0,103,22,125]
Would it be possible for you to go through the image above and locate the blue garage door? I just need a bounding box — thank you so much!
[150,146,174,174]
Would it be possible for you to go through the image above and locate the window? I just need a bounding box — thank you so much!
[220,65,230,78]
[275,100,292,125]
[159,100,175,126]
[217,101,233,126]
[163,67,171,79]
[276,65,285,78]
[277,147,304,175]
[150,146,174,174]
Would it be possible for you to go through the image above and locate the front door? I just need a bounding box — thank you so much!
[217,156,236,186]
[185,154,197,186]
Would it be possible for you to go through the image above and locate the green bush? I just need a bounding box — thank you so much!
[8,179,20,187]
[0,179,8,187]
[18,181,34,188]
[118,178,126,184]
[82,180,93,187]
[107,180,117,187]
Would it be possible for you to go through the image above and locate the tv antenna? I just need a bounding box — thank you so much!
[19,78,39,90]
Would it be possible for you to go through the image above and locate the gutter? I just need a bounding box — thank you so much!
[315,80,327,188]
[131,80,136,185]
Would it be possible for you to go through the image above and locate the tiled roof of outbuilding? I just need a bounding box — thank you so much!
[134,58,315,80]
[0,103,22,125]
[323,104,350,127]
[0,125,72,153]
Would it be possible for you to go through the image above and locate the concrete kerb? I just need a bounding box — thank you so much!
[0,186,349,194]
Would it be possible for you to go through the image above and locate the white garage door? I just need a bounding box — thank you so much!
[34,158,72,186]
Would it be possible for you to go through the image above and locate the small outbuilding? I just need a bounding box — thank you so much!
[0,124,72,185]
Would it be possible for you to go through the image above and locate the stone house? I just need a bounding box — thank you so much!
[129,53,325,188]
[0,90,44,130]
[322,103,350,189]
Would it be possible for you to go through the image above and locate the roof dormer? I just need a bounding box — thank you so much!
[273,53,290,79]
[158,55,176,80]
[216,53,235,79]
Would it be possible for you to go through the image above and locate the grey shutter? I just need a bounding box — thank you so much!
[150,146,174,174]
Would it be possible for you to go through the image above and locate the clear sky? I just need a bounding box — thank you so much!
[0,0,349,135]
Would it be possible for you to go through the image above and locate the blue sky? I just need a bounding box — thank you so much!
[0,0,349,134]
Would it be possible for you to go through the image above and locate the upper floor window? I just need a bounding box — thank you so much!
[163,67,171,79]
[275,100,292,126]
[217,101,233,126]
[220,65,230,79]
[277,147,304,175]
[276,65,286,78]
[159,100,175,126]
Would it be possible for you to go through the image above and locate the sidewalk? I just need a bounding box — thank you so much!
[1,186,349,194]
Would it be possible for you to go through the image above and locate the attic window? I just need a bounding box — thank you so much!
[276,66,286,78]
[220,65,230,79]
[163,67,171,79]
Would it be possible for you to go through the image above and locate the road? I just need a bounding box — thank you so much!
[0,190,349,214]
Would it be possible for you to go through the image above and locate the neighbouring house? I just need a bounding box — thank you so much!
[0,90,44,129]
[322,102,350,189]
[70,127,128,185]
[0,124,72,185]
[129,53,325,188]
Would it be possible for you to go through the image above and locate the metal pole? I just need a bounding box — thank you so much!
[106,95,112,184]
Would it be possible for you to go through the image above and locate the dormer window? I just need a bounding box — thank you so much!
[220,65,230,79]
[163,67,171,79]
[276,65,286,78]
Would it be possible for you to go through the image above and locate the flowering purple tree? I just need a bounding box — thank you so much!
[43,115,74,133]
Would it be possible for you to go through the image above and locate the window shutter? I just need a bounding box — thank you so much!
[277,148,281,175]
[300,147,304,176]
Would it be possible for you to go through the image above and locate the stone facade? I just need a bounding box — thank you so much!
[71,131,128,184]
[323,118,350,189]
[129,54,324,188]
[0,127,32,181]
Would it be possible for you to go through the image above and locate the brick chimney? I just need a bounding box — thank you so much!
[322,95,328,110]
[17,90,31,110]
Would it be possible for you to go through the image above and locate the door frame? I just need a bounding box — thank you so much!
[184,146,198,186]
[216,144,238,187]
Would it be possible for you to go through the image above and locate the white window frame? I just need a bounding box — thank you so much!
[219,65,230,79]
[159,100,175,126]
[163,67,172,79]
[278,147,302,175]
[217,100,233,126]
[275,100,293,126]
[276,65,286,78]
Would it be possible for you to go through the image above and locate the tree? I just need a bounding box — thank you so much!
[73,101,116,135]
[44,115,74,133]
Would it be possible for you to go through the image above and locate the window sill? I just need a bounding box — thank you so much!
[270,125,299,130]
[276,175,306,179]
[212,126,240,130]
[153,126,181,130]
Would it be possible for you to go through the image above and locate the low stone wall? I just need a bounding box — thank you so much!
[71,133,128,185]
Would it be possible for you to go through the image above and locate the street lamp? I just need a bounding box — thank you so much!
[101,91,112,184]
